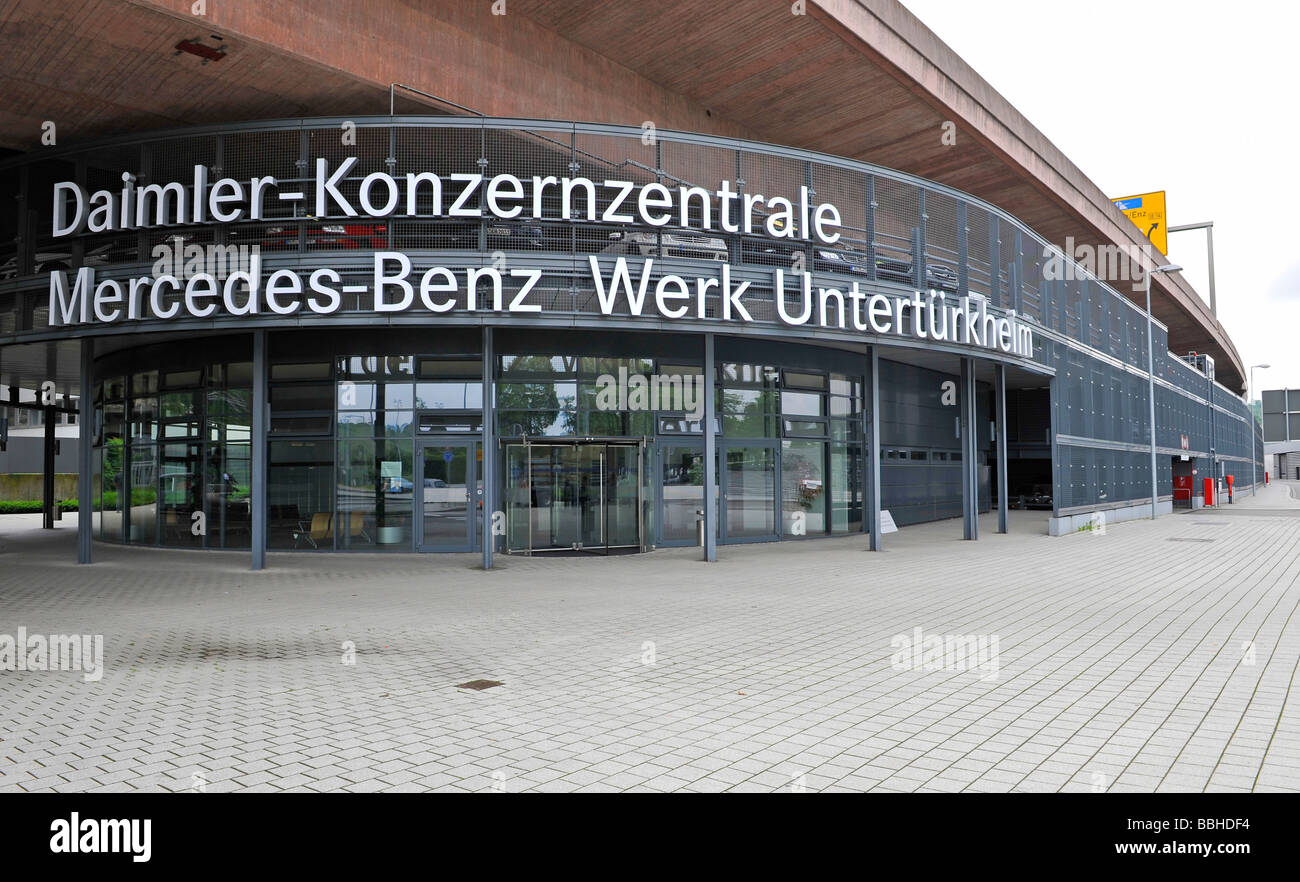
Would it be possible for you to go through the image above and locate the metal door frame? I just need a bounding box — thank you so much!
[503,439,645,555]
[414,437,478,552]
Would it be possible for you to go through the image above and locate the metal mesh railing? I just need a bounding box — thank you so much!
[0,116,1163,359]
[0,115,1260,512]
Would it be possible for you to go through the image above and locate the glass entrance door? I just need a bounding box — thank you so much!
[720,443,778,541]
[416,440,477,551]
[504,442,642,554]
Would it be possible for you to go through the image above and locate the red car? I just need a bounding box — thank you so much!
[260,223,387,252]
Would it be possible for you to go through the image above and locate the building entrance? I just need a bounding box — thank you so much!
[415,439,480,551]
[503,441,644,554]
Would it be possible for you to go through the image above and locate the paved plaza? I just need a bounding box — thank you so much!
[2,485,1300,793]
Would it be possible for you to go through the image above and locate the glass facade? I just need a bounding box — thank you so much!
[90,330,887,554]
[3,116,1262,545]
[93,351,251,548]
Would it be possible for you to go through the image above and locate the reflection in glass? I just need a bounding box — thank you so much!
[204,441,251,548]
[419,443,473,549]
[721,388,777,437]
[416,382,483,410]
[661,446,717,543]
[338,439,412,550]
[269,440,334,549]
[159,442,203,547]
[830,443,864,534]
[782,440,826,536]
[725,446,775,538]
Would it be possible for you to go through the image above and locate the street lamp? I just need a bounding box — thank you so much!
[1145,263,1182,520]
[1251,363,1270,496]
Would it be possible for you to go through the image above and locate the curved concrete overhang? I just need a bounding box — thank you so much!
[0,0,1243,388]
[808,1,1244,392]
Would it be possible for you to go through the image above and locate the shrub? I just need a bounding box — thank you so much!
[0,499,78,514]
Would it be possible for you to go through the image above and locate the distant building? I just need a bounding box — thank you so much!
[1262,389,1300,479]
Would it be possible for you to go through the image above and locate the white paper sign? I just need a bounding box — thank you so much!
[879,509,898,534]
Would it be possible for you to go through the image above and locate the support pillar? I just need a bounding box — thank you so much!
[995,363,1008,534]
[250,330,267,570]
[702,333,717,562]
[961,358,978,540]
[481,327,495,570]
[867,346,882,551]
[42,394,55,529]
[78,340,94,563]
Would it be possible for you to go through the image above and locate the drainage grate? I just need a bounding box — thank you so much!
[1167,537,1216,542]
[456,679,503,691]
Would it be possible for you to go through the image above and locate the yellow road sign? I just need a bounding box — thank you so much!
[1111,190,1167,255]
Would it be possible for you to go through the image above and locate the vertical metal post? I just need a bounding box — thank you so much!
[957,201,968,296]
[915,189,927,290]
[1049,372,1062,520]
[995,363,1008,534]
[864,174,877,282]
[78,340,94,563]
[1038,275,1051,331]
[988,215,1000,308]
[482,327,495,570]
[1145,272,1159,520]
[250,330,267,570]
[731,150,744,265]
[1012,228,1024,316]
[42,391,55,530]
[16,165,31,277]
[1077,278,1088,343]
[960,357,978,540]
[867,346,882,551]
[702,333,717,562]
[1208,365,1216,504]
[803,161,815,269]
[1098,285,1111,356]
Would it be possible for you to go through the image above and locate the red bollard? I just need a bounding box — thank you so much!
[1266,471,1270,485]
[1204,477,1214,506]
[1226,474,1234,504]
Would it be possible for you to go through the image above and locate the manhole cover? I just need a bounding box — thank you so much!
[456,679,503,691]
[1167,537,1215,542]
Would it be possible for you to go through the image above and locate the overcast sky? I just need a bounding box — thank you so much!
[900,0,1299,399]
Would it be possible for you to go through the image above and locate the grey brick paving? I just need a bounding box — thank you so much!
[2,483,1300,792]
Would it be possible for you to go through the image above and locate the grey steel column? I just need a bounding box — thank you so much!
[78,339,93,563]
[995,363,1008,534]
[702,333,717,562]
[42,392,55,529]
[957,201,968,296]
[867,346,882,551]
[1208,365,1216,502]
[960,358,978,540]
[1145,273,1158,520]
[481,327,495,570]
[1049,375,1061,520]
[250,330,267,571]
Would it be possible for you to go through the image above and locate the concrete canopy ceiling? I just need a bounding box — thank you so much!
[0,0,1244,390]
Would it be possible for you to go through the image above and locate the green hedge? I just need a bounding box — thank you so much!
[0,499,78,514]
[96,488,156,509]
